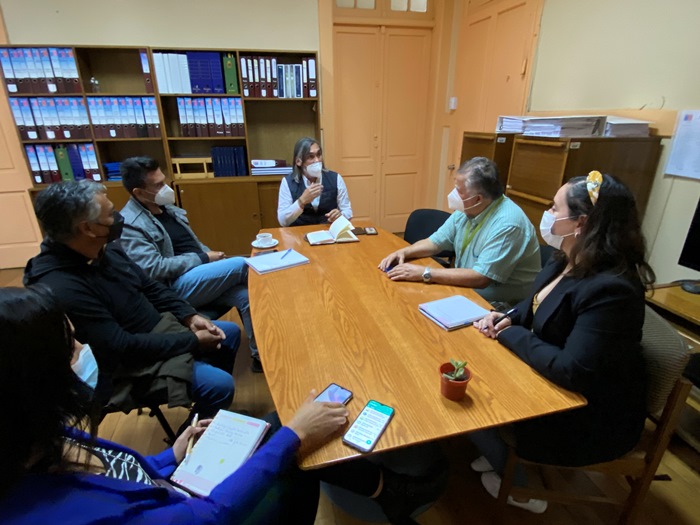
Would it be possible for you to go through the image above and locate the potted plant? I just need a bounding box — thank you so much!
[439,359,471,401]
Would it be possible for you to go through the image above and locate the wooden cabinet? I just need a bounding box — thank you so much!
[174,176,281,255]
[460,132,516,189]
[505,136,662,242]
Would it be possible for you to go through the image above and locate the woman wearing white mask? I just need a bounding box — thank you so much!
[277,137,353,227]
[471,172,655,514]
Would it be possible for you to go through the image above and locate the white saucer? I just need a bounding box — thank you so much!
[251,239,279,249]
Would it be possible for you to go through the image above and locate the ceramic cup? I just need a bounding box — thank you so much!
[256,233,274,246]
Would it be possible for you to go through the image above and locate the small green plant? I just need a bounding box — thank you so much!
[443,359,468,381]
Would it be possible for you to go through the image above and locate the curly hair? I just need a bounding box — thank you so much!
[562,174,655,287]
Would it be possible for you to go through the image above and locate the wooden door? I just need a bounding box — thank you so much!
[175,180,261,257]
[333,24,431,231]
[332,25,381,223]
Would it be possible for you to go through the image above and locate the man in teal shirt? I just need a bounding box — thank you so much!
[379,157,540,305]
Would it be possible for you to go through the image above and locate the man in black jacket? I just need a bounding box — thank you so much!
[24,181,240,421]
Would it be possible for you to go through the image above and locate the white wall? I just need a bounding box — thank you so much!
[0,0,319,51]
[530,0,700,282]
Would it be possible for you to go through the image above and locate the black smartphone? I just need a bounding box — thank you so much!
[253,248,278,256]
[342,400,394,453]
[351,227,367,235]
[315,383,353,405]
[365,227,378,235]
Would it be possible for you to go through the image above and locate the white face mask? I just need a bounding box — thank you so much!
[305,161,323,180]
[71,343,99,389]
[447,189,479,213]
[540,210,577,250]
[154,184,176,206]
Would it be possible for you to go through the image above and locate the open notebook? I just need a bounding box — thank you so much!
[244,248,309,274]
[306,216,359,245]
[419,295,490,331]
[170,410,270,497]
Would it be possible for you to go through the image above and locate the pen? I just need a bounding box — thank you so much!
[280,248,292,259]
[185,413,199,461]
[493,307,518,325]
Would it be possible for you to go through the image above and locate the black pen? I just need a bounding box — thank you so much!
[493,307,518,325]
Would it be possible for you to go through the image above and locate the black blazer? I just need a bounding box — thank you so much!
[498,257,647,466]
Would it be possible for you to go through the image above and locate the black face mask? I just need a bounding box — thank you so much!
[94,211,124,243]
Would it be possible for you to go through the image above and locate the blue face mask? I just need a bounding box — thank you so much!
[71,343,99,389]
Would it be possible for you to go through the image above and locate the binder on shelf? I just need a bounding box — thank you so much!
[308,57,317,97]
[55,146,75,181]
[184,97,196,137]
[204,97,216,136]
[38,48,57,93]
[258,57,267,98]
[246,57,255,97]
[54,98,71,139]
[140,49,154,93]
[34,145,53,183]
[125,97,138,138]
[176,97,189,137]
[104,97,118,138]
[132,97,148,137]
[220,98,232,136]
[24,48,41,93]
[234,146,247,176]
[240,56,249,97]
[233,97,244,136]
[166,53,181,94]
[66,144,86,180]
[178,53,192,94]
[293,64,303,98]
[61,49,81,93]
[75,98,91,139]
[18,98,37,140]
[277,64,285,98]
[212,98,225,136]
[194,97,207,137]
[44,145,61,182]
[9,48,30,93]
[84,143,101,181]
[271,57,278,97]
[0,48,17,93]
[223,54,239,95]
[38,98,60,140]
[302,58,309,98]
[265,57,273,98]
[142,97,161,138]
[210,52,225,94]
[48,48,64,93]
[153,53,169,93]
[25,145,43,184]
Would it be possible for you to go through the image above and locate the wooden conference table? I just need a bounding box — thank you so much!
[249,224,585,469]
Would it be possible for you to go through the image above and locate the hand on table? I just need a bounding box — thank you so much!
[385,263,424,282]
[473,311,512,339]
[378,249,408,272]
[325,209,342,222]
[287,390,349,449]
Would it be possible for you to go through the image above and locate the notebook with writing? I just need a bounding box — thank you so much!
[419,295,489,331]
[170,410,270,497]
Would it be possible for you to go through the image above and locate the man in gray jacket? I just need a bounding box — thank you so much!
[119,157,261,373]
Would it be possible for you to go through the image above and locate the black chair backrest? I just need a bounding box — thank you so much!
[404,209,455,259]
[539,244,555,267]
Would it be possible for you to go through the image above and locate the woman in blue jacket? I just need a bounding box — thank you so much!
[0,286,444,525]
[472,172,655,513]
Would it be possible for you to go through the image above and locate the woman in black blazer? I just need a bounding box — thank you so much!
[471,172,655,513]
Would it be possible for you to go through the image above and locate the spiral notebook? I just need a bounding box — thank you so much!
[419,295,489,331]
[170,410,270,497]
[244,248,309,274]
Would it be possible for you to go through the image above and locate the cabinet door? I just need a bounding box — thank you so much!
[257,181,281,229]
[175,180,261,256]
[507,138,568,200]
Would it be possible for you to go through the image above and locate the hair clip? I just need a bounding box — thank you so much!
[586,170,603,206]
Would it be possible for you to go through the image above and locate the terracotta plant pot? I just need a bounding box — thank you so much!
[439,362,472,401]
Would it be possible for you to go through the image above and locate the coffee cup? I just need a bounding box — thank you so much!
[256,233,274,246]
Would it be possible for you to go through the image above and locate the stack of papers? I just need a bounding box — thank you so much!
[251,167,293,175]
[603,116,650,137]
[419,295,490,331]
[244,249,309,274]
[306,216,359,245]
[497,115,607,137]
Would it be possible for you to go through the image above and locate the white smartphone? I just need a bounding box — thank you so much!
[342,400,395,453]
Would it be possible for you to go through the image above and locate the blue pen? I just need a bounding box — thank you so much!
[280,248,292,259]
[493,307,518,325]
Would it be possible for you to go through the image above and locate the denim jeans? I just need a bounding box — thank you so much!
[172,257,258,357]
[189,320,240,419]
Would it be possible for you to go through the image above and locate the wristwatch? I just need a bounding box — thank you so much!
[422,267,432,284]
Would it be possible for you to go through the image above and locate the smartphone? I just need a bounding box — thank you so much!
[351,227,366,235]
[315,383,353,405]
[342,400,394,453]
[365,227,378,235]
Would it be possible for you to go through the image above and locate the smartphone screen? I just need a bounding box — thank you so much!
[315,383,353,405]
[342,400,394,453]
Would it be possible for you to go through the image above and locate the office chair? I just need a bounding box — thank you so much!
[497,306,690,524]
[404,209,455,268]
[101,404,178,445]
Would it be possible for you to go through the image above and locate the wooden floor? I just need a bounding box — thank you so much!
[4,267,700,524]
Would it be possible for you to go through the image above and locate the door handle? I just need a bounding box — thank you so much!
[447,164,456,170]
